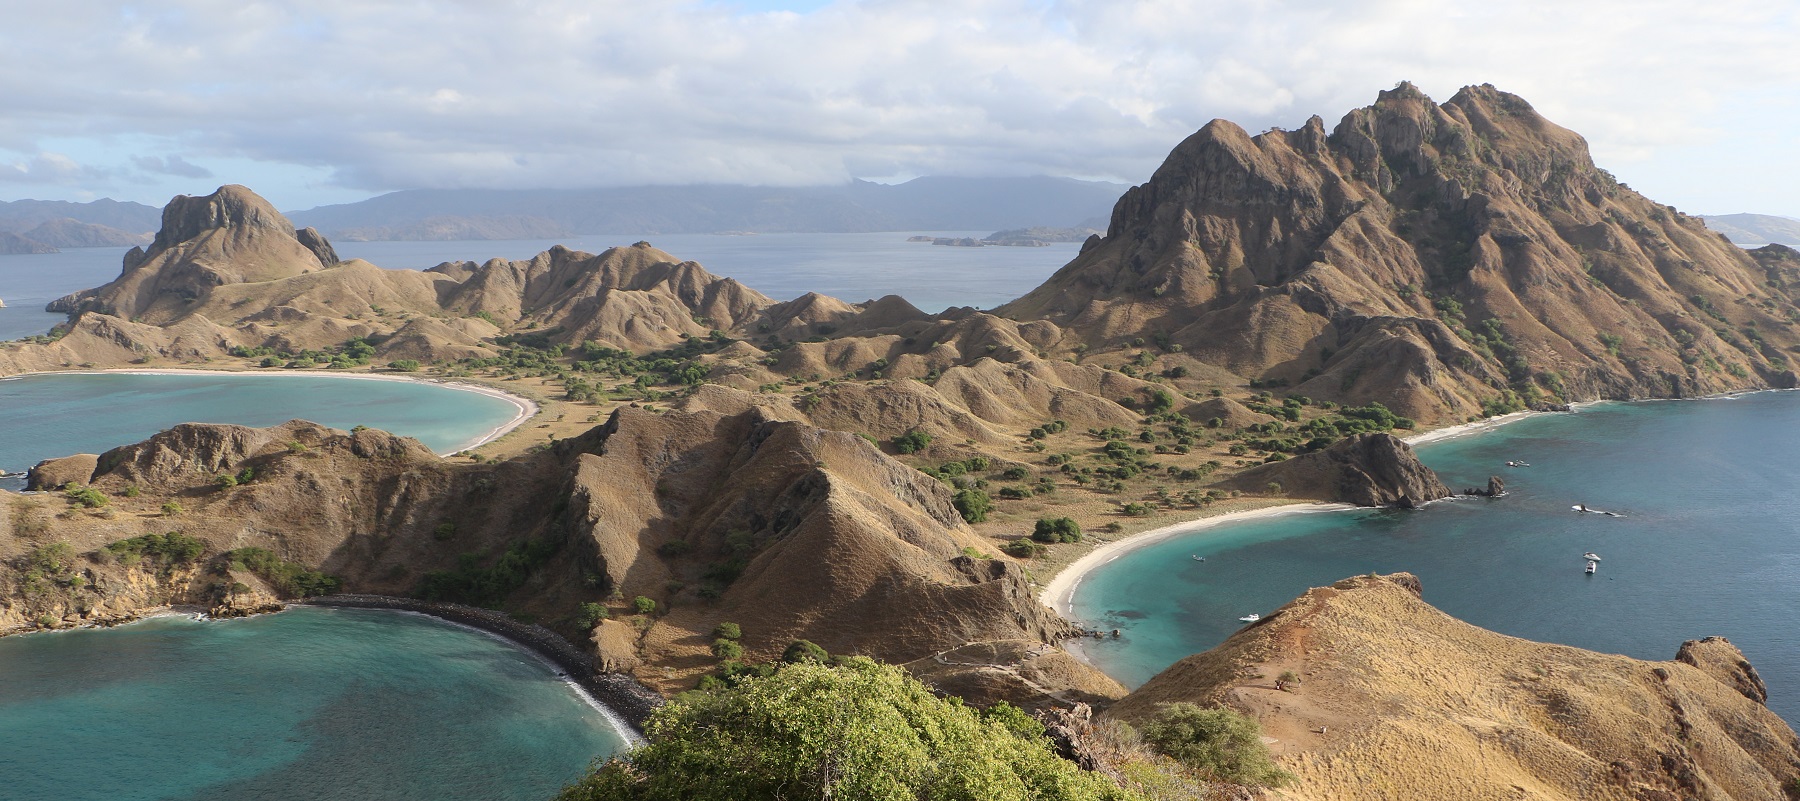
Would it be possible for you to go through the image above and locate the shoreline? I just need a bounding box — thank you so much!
[1038,503,1357,619]
[0,367,540,456]
[1039,404,1569,633]
[300,595,656,743]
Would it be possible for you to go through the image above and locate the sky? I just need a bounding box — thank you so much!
[0,0,1795,216]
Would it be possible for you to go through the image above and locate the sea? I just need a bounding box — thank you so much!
[0,607,629,801]
[1068,391,1800,725]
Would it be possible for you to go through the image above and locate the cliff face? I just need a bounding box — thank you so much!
[999,84,1800,423]
[1108,573,1800,801]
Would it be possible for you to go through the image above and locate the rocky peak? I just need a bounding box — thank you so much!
[147,185,297,260]
[1227,432,1451,507]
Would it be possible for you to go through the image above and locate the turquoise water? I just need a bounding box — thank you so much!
[0,607,627,801]
[1070,391,1800,724]
[0,372,520,478]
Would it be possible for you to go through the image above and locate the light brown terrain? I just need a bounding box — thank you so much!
[1107,573,1800,800]
[4,84,1800,800]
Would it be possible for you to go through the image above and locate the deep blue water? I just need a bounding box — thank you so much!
[0,372,521,478]
[0,607,627,801]
[1070,392,1800,724]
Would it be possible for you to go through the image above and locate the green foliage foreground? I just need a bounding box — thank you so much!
[557,659,1139,801]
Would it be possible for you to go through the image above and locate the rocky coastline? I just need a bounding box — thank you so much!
[302,594,663,732]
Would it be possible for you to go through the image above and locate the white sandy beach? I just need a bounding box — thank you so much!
[1038,502,1356,618]
[6,367,540,456]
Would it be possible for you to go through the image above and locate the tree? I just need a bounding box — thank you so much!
[952,488,992,523]
[781,639,830,664]
[1139,703,1292,788]
[1032,517,1082,544]
[892,429,933,454]
[554,659,1138,801]
[633,596,658,615]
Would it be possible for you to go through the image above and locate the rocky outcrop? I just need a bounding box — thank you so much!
[1464,474,1505,496]
[998,83,1800,424]
[1226,432,1451,506]
[1107,573,1800,801]
[1678,636,1771,705]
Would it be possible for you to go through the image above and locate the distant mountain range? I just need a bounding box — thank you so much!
[285,176,1125,240]
[0,198,159,253]
[1701,213,1800,248]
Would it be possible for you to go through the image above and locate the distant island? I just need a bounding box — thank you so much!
[1702,212,1800,248]
[905,225,1105,248]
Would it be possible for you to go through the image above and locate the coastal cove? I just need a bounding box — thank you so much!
[0,606,629,801]
[1060,390,1800,725]
[0,370,534,488]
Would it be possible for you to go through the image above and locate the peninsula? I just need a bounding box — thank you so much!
[5,84,1800,800]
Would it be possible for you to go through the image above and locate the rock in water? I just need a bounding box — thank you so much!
[1464,475,1505,496]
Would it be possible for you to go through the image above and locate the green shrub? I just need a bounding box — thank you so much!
[418,537,562,607]
[577,602,609,627]
[633,595,658,615]
[781,639,830,664]
[952,488,992,523]
[388,359,423,372]
[226,547,340,597]
[160,500,185,517]
[1031,517,1082,544]
[27,541,76,575]
[1002,538,1047,559]
[65,486,108,508]
[712,622,742,641]
[1140,703,1292,788]
[433,523,457,541]
[712,639,744,659]
[105,532,206,566]
[893,429,933,454]
[554,659,1137,801]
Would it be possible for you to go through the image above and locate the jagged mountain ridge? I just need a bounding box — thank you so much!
[1001,83,1800,421]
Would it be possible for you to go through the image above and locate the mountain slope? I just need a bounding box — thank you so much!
[1107,573,1800,801]
[1000,83,1800,423]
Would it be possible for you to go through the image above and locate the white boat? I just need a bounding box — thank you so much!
[1583,552,1602,561]
[1238,613,1261,623]
[1191,554,1206,562]
[1585,560,1597,575]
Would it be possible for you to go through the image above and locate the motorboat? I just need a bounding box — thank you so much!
[1583,552,1602,561]
[1191,554,1206,562]
[1585,560,1598,575]
[1505,460,1531,467]
[1238,613,1261,623]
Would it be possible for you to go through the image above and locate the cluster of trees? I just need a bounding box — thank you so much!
[418,537,562,607]
[230,337,379,370]
[226,547,339,597]
[104,532,205,567]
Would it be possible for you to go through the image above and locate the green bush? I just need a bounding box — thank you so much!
[1032,517,1082,544]
[226,547,340,597]
[65,486,108,508]
[952,488,992,523]
[633,595,658,615]
[388,359,423,372]
[555,659,1137,801]
[577,602,609,627]
[781,639,830,664]
[418,537,562,607]
[892,429,933,454]
[1140,703,1291,788]
[160,501,185,517]
[105,533,206,566]
[1002,538,1047,559]
[712,621,742,641]
[712,639,744,659]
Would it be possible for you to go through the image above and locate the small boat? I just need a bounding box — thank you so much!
[1585,560,1597,575]
[1238,613,1261,623]
[1505,460,1531,467]
[1583,552,1602,561]
[1191,554,1206,562]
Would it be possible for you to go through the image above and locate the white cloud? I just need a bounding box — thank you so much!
[0,0,1793,212]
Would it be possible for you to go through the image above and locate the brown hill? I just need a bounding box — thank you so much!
[4,408,1111,701]
[999,83,1800,424]
[1106,573,1800,800]
[0,231,57,255]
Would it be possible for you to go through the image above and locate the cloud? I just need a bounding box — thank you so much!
[0,152,112,185]
[0,0,1795,211]
[132,155,213,178]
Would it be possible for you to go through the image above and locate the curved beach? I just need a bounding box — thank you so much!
[1039,502,1356,619]
[6,367,539,455]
